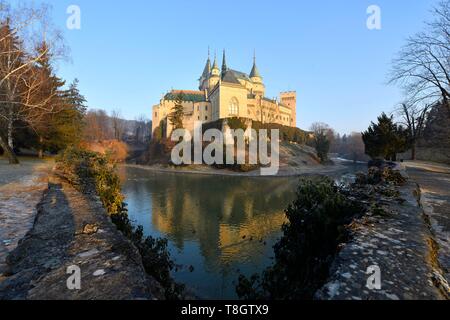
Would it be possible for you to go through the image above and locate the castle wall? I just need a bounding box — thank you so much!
[218,84,248,119]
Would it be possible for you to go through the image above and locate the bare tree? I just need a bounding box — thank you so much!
[134,114,151,144]
[0,2,66,164]
[347,132,367,163]
[396,103,430,160]
[111,109,124,141]
[83,109,113,141]
[389,1,450,114]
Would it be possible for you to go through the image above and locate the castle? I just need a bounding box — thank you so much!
[152,50,297,137]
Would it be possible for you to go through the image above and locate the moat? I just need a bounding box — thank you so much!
[119,164,366,299]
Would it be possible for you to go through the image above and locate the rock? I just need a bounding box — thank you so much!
[93,269,106,277]
[82,224,99,235]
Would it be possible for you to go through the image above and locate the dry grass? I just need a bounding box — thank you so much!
[81,140,129,163]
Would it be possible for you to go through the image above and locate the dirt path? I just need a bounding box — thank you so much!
[405,161,450,289]
[0,159,52,276]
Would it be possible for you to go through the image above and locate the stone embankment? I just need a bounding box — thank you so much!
[0,175,164,300]
[317,165,449,300]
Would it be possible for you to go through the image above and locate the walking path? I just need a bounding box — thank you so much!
[405,161,450,290]
[0,175,163,300]
[0,159,52,276]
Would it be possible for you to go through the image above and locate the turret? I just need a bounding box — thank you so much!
[199,49,211,90]
[250,52,262,84]
[209,52,220,88]
[250,52,265,96]
[211,53,220,77]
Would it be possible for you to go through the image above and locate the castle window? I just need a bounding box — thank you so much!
[229,97,239,117]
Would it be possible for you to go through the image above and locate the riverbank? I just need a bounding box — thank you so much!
[125,159,351,178]
[1,156,448,300]
[0,174,164,300]
[316,165,449,300]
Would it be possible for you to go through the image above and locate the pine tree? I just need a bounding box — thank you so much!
[422,101,450,158]
[168,92,185,131]
[31,42,66,157]
[48,79,87,151]
[362,113,408,161]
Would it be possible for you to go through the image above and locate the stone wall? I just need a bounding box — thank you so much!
[398,147,450,165]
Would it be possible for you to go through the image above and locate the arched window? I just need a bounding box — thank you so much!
[229,97,239,117]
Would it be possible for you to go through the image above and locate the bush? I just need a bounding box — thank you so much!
[56,146,124,214]
[236,177,362,300]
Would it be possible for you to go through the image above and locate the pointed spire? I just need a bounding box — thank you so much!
[222,49,228,74]
[212,51,219,70]
[201,48,211,78]
[250,50,261,79]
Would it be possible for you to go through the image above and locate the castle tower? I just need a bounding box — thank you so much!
[250,52,265,96]
[199,49,211,91]
[250,52,262,84]
[280,91,297,126]
[209,52,220,88]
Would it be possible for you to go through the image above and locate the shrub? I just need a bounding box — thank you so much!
[236,177,362,300]
[56,146,124,214]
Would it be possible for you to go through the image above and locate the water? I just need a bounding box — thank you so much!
[119,163,366,299]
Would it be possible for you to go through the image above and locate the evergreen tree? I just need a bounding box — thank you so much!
[362,113,408,161]
[168,92,184,131]
[31,42,66,157]
[422,101,450,157]
[314,131,330,163]
[49,79,87,151]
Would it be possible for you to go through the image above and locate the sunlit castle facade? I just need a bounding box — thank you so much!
[152,50,297,137]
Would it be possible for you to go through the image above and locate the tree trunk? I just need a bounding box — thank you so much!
[411,143,417,161]
[38,136,44,159]
[7,117,14,149]
[0,133,19,164]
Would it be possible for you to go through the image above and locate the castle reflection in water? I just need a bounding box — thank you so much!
[118,166,298,298]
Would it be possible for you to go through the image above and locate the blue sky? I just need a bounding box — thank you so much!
[13,0,439,134]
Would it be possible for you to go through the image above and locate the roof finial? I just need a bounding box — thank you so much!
[208,46,210,59]
[254,49,256,64]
